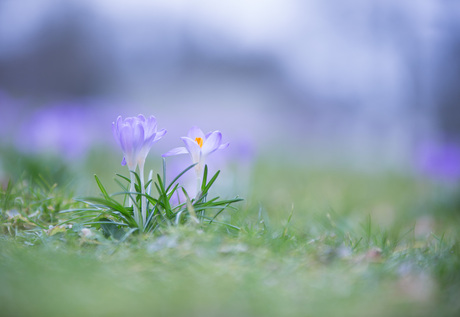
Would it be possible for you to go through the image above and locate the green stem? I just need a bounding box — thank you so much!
[196,174,202,198]
[129,171,140,226]
[139,162,146,231]
[195,168,204,220]
[195,162,204,199]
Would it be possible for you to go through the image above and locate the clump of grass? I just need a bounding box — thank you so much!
[0,176,80,236]
[1,159,460,316]
[63,161,242,239]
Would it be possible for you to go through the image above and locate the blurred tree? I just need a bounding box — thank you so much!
[0,2,116,99]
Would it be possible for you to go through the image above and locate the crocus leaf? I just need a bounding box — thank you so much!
[94,175,110,200]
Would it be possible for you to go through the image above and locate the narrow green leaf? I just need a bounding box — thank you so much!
[156,174,166,194]
[154,182,162,196]
[100,218,127,240]
[208,204,230,225]
[113,179,129,206]
[282,206,295,238]
[144,206,160,230]
[114,179,128,191]
[162,157,167,189]
[118,228,138,242]
[115,173,131,183]
[167,183,179,200]
[201,165,208,191]
[181,187,199,224]
[129,170,141,194]
[203,170,220,194]
[145,179,153,189]
[55,214,104,226]
[82,197,134,223]
[94,175,110,200]
[200,216,241,230]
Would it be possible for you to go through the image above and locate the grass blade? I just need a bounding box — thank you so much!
[94,175,110,200]
[166,163,197,192]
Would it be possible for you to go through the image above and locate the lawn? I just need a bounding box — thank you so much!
[1,149,459,317]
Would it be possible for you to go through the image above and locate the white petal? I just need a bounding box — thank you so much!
[187,126,205,140]
[218,142,229,150]
[182,137,201,164]
[201,131,222,156]
[162,147,188,157]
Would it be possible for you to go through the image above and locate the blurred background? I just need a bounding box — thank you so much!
[1,0,460,190]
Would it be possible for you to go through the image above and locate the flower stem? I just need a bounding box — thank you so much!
[139,162,146,231]
[195,171,202,200]
[195,162,204,199]
[129,171,140,226]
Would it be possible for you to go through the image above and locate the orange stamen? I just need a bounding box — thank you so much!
[195,137,203,148]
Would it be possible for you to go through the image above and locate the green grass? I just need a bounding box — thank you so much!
[1,152,460,317]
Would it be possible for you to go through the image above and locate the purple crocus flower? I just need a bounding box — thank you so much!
[112,115,166,171]
[163,126,229,178]
[112,114,166,228]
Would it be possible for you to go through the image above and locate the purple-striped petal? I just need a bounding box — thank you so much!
[153,128,167,142]
[132,121,145,151]
[112,116,123,145]
[201,131,222,156]
[112,114,164,170]
[144,115,158,137]
[119,125,134,153]
[116,116,122,131]
[137,114,146,123]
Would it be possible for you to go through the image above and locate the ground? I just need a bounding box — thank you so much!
[0,152,459,317]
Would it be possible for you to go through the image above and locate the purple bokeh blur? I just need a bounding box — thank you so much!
[416,142,460,181]
[17,103,98,159]
[1,0,460,181]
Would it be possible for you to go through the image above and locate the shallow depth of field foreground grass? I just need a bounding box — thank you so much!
[1,157,460,317]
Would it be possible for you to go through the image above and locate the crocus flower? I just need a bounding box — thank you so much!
[112,115,166,171]
[162,126,229,178]
[112,114,166,228]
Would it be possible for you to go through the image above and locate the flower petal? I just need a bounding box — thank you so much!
[137,114,146,123]
[116,116,123,130]
[112,114,165,171]
[162,147,188,157]
[144,115,158,138]
[182,137,201,164]
[201,131,222,156]
[119,125,134,153]
[112,116,122,145]
[142,129,166,157]
[153,128,167,142]
[121,157,127,166]
[218,142,229,150]
[132,121,145,150]
[187,126,205,140]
